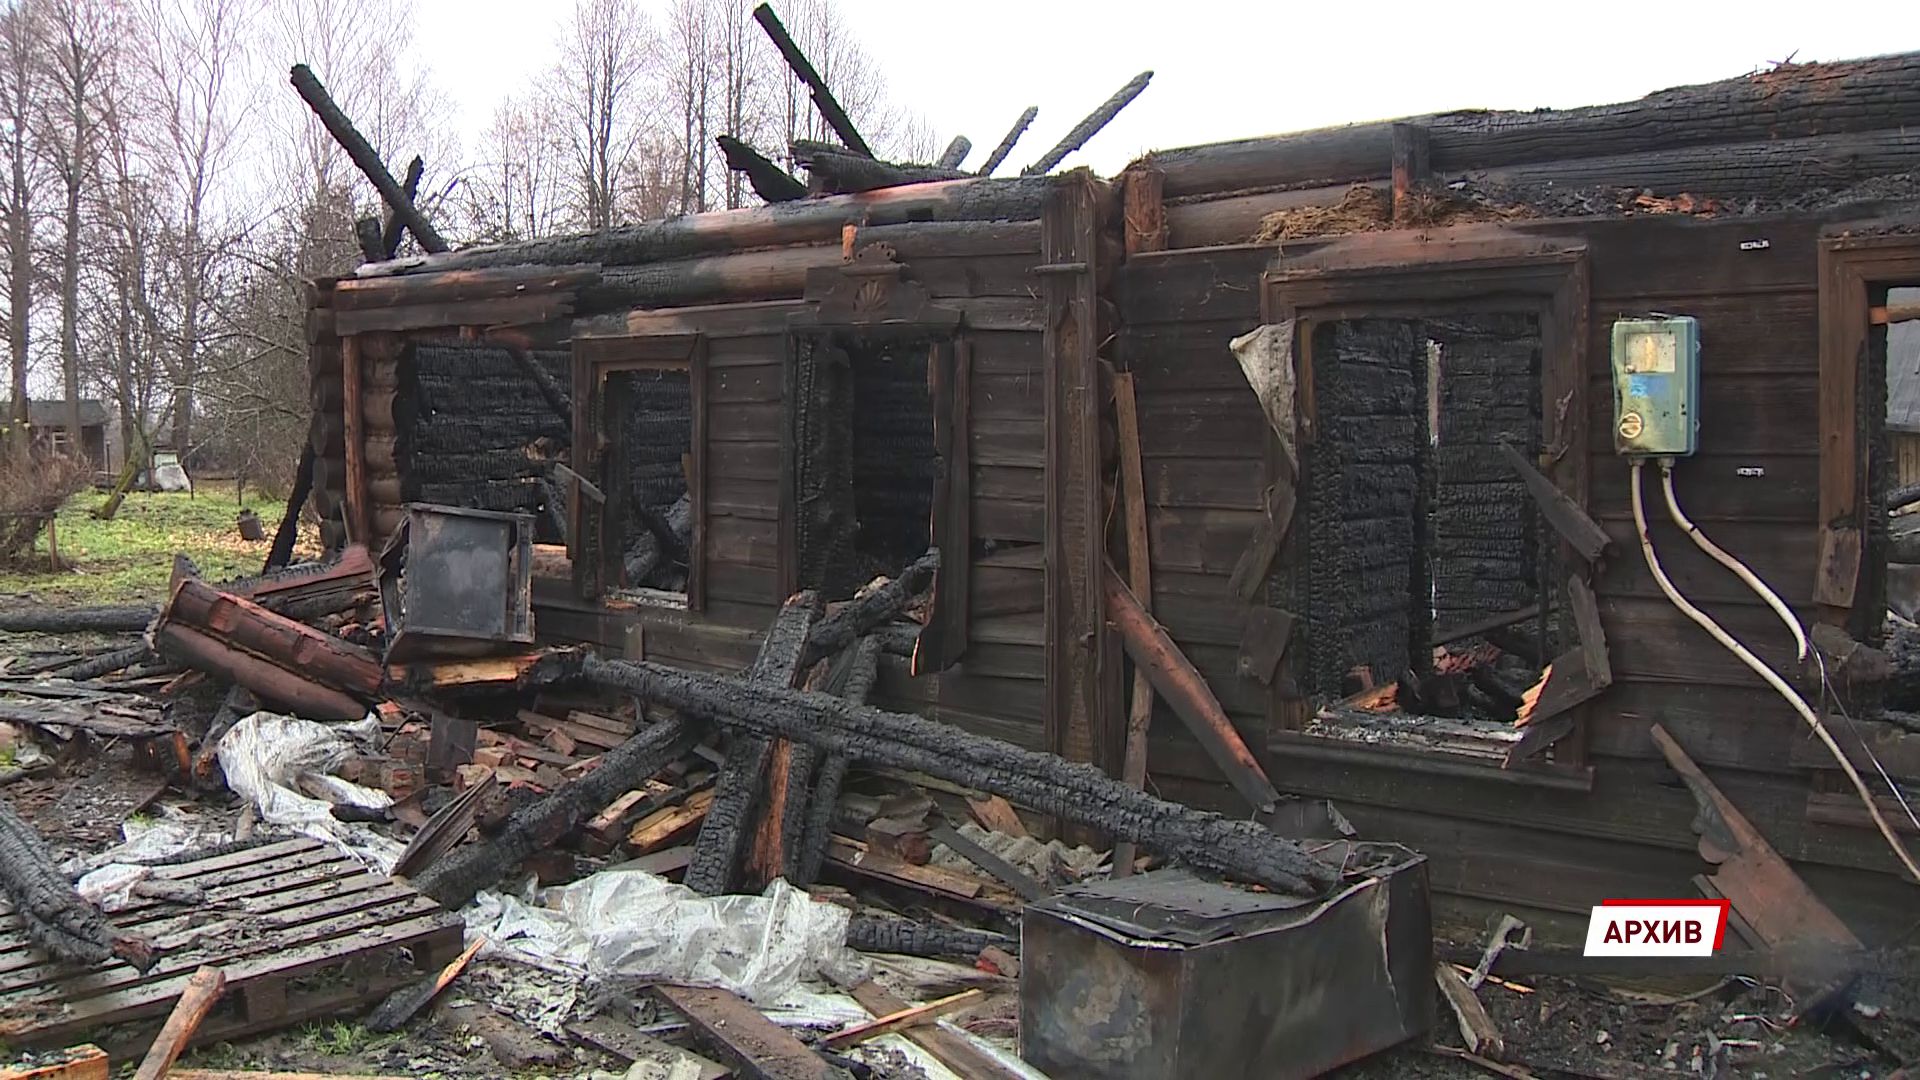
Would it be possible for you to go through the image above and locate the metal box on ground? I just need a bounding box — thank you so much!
[378,503,535,661]
[1020,846,1432,1080]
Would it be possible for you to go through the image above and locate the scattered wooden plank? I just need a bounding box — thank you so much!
[654,983,833,1080]
[821,988,985,1051]
[567,1016,729,1079]
[1226,480,1298,602]
[1113,371,1155,879]
[0,1046,108,1080]
[628,789,716,853]
[133,965,228,1080]
[366,933,486,1033]
[1567,574,1611,689]
[927,823,1046,902]
[1497,442,1608,565]
[827,837,987,900]
[1237,607,1296,686]
[1814,523,1862,609]
[845,982,1022,1080]
[1434,962,1504,1060]
[964,796,1027,839]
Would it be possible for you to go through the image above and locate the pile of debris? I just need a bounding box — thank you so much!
[0,501,1439,1078]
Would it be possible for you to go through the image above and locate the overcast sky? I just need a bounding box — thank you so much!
[414,0,1920,177]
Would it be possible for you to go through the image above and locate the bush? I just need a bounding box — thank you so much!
[0,448,91,565]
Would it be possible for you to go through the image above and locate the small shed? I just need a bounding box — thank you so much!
[2,399,110,472]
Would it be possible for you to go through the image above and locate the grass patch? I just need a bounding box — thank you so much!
[0,488,319,607]
[298,1020,398,1057]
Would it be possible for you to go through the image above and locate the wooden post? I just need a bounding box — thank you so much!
[1042,173,1115,782]
[340,335,368,545]
[1112,373,1154,877]
[1121,166,1168,257]
[1390,123,1430,223]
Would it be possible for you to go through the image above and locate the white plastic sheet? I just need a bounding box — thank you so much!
[467,869,862,1005]
[1229,321,1298,465]
[216,710,402,871]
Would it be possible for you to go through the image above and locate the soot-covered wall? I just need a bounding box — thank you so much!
[1427,314,1543,631]
[1305,320,1428,695]
[399,344,571,542]
[611,368,693,591]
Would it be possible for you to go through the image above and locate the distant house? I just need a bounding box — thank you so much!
[0,399,111,472]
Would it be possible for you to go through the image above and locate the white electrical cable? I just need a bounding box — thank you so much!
[1659,463,1808,662]
[1631,459,1920,883]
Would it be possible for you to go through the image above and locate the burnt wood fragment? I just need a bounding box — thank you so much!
[264,438,315,571]
[791,141,967,195]
[542,651,1338,896]
[0,797,154,969]
[799,549,938,670]
[410,716,697,909]
[0,605,157,633]
[935,136,971,170]
[289,65,447,254]
[380,155,427,258]
[1021,71,1152,176]
[752,3,872,158]
[845,914,1010,959]
[48,644,151,681]
[978,106,1037,177]
[717,134,806,203]
[792,636,881,885]
[1497,441,1608,564]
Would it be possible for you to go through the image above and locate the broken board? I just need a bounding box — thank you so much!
[0,837,463,1056]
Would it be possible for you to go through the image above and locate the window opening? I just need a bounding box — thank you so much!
[607,367,694,599]
[1299,313,1553,759]
[1878,285,1920,715]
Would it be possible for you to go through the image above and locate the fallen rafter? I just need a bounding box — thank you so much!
[1022,71,1152,176]
[752,3,873,158]
[716,134,807,203]
[289,64,448,254]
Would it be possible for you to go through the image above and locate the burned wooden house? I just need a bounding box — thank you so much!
[306,50,1920,942]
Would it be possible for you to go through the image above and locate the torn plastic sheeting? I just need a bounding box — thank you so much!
[72,811,235,910]
[466,868,862,1005]
[216,710,403,871]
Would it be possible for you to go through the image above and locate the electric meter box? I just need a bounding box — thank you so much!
[1610,316,1700,457]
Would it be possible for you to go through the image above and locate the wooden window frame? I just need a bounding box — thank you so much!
[1816,230,1920,639]
[779,325,972,674]
[570,332,707,611]
[1261,228,1593,784]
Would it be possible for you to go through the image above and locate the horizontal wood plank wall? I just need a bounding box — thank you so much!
[1113,246,1278,779]
[1116,215,1918,939]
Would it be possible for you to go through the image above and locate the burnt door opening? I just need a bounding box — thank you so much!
[607,368,694,595]
[788,329,968,670]
[1298,314,1551,743]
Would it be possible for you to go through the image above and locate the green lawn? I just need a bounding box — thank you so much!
[0,488,317,606]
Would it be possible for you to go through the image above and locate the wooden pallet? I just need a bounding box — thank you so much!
[0,836,463,1053]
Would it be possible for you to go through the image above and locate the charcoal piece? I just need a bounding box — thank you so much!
[845,914,1011,959]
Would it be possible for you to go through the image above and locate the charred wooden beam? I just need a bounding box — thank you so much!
[689,592,819,895]
[410,715,697,909]
[752,3,874,158]
[502,341,571,431]
[800,549,938,670]
[936,136,971,170]
[1022,71,1152,176]
[265,438,316,572]
[288,64,448,254]
[352,177,1052,277]
[355,216,384,263]
[716,134,806,203]
[48,644,151,681]
[791,141,967,194]
[541,651,1337,896]
[0,797,154,969]
[0,605,157,633]
[793,636,881,885]
[1103,565,1281,815]
[380,156,426,258]
[655,983,836,1080]
[978,106,1037,177]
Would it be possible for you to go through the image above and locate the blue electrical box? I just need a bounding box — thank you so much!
[1610,316,1700,457]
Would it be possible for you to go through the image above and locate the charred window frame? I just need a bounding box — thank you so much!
[780,245,971,673]
[1261,231,1593,781]
[569,333,707,610]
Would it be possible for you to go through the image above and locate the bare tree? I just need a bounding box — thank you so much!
[0,1,41,454]
[665,0,712,215]
[125,0,254,454]
[546,0,658,230]
[37,0,114,443]
[456,94,568,243]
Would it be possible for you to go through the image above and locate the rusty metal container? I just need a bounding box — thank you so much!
[1020,846,1432,1080]
[378,504,535,661]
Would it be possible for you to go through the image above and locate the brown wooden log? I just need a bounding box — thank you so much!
[288,65,447,253]
[154,625,366,721]
[716,134,806,203]
[162,578,384,698]
[1162,183,1381,248]
[978,106,1037,177]
[1102,564,1280,815]
[133,965,227,1080]
[752,3,871,158]
[1023,71,1153,176]
[1142,52,1920,198]
[351,177,1053,277]
[1112,375,1154,877]
[331,266,600,310]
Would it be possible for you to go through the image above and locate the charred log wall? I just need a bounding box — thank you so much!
[1426,314,1542,631]
[399,344,570,541]
[1305,320,1428,695]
